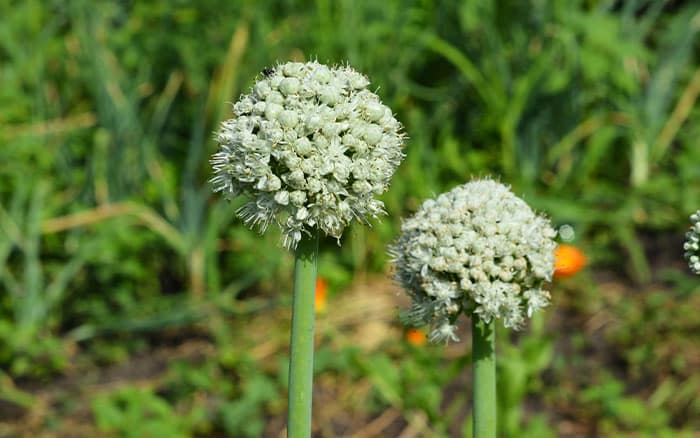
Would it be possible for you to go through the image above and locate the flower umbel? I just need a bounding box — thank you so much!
[684,210,700,275]
[389,179,557,342]
[211,61,405,249]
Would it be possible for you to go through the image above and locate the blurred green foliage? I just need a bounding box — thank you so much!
[92,386,206,437]
[1,0,700,436]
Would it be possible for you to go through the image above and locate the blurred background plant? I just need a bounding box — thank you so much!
[1,0,699,436]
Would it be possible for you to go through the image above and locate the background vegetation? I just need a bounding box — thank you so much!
[1,0,700,436]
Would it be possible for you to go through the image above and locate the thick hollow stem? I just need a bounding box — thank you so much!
[472,317,496,438]
[287,232,319,438]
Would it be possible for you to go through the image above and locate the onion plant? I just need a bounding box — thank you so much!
[390,178,557,438]
[211,61,405,437]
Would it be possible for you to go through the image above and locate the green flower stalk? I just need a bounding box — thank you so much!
[389,178,556,438]
[288,233,318,436]
[684,210,700,275]
[211,61,405,437]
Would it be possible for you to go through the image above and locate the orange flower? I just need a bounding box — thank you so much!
[553,244,586,278]
[405,328,427,346]
[315,277,328,313]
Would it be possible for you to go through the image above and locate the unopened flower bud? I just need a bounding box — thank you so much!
[279,77,300,95]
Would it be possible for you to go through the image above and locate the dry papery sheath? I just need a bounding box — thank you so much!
[390,179,557,343]
[211,61,405,249]
[684,210,700,275]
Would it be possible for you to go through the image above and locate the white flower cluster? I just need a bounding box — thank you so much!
[684,210,700,275]
[211,61,405,249]
[389,179,557,343]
